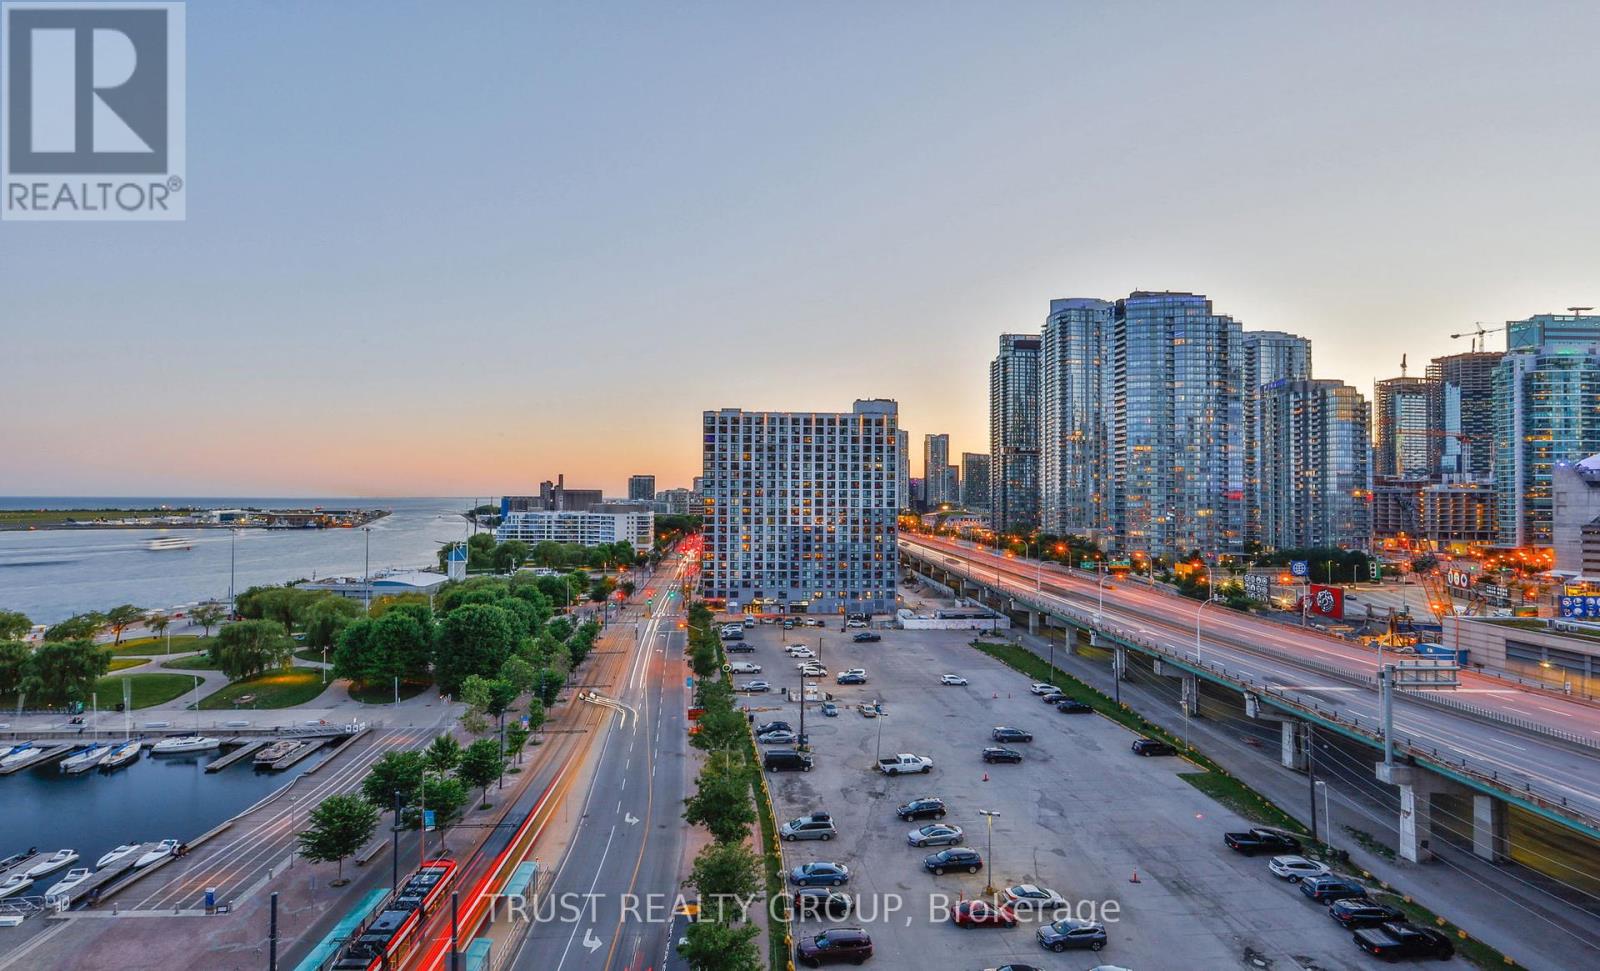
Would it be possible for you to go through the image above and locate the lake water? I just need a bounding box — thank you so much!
[0,497,475,623]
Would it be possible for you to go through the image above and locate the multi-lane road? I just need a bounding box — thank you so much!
[902,535,1600,830]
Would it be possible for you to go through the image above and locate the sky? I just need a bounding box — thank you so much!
[4,0,1600,497]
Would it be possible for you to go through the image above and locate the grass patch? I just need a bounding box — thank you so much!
[94,672,201,709]
[107,657,150,673]
[745,726,787,971]
[1179,771,1303,832]
[348,679,433,704]
[198,669,329,710]
[160,653,221,671]
[106,634,211,657]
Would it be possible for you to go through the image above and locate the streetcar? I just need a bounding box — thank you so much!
[331,858,458,970]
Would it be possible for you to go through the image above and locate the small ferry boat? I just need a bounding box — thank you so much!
[146,537,193,551]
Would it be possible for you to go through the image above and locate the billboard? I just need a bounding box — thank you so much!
[1308,584,1344,620]
[1560,595,1600,619]
[1290,560,1309,578]
[1243,574,1270,602]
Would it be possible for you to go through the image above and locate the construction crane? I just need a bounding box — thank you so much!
[1449,322,1509,352]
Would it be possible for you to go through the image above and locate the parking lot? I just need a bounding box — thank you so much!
[738,619,1461,970]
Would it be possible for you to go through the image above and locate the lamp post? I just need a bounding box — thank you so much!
[977,809,1000,896]
[1096,562,1109,624]
[321,647,327,685]
[362,527,372,613]
[228,528,237,615]
[1314,780,1332,854]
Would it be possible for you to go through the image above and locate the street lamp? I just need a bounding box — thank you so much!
[1193,595,1224,666]
[362,526,372,612]
[977,809,1000,896]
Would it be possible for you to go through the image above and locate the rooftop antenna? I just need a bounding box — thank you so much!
[1569,306,1593,317]
[1400,353,1407,377]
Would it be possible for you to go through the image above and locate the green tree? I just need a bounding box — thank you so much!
[18,639,109,705]
[369,592,431,617]
[361,750,426,808]
[524,695,546,735]
[690,704,747,752]
[144,612,171,644]
[504,723,529,765]
[619,580,637,598]
[433,603,520,695]
[0,610,32,642]
[686,839,762,907]
[303,597,364,651]
[44,612,103,642]
[210,619,294,681]
[424,733,462,773]
[0,641,30,696]
[492,540,530,574]
[190,602,226,637]
[456,738,504,808]
[498,655,537,695]
[534,668,563,707]
[679,917,761,971]
[335,610,433,687]
[683,752,756,843]
[414,773,469,829]
[297,793,379,883]
[103,604,144,646]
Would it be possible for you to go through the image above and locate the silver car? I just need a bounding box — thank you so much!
[781,813,837,842]
[907,823,964,847]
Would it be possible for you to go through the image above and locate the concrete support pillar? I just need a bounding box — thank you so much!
[1179,673,1199,717]
[1376,764,1440,863]
[1088,629,1100,648]
[1472,794,1508,863]
[1027,610,1039,635]
[1280,721,1306,771]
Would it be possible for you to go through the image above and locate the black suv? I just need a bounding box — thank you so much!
[795,927,873,967]
[764,749,814,772]
[1054,698,1092,713]
[1327,897,1405,929]
[982,747,1023,764]
[852,632,881,643]
[895,797,947,821]
[1300,875,1368,903]
[1131,738,1176,756]
[923,847,983,875]
[792,888,853,921]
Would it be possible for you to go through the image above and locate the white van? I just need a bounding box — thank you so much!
[729,661,761,674]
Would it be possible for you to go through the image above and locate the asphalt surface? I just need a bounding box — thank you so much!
[903,536,1600,826]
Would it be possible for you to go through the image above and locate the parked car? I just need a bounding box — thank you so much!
[1053,698,1093,714]
[783,621,795,630]
[1352,922,1455,960]
[759,729,807,745]
[1039,690,1067,704]
[895,797,946,821]
[725,643,756,654]
[800,664,828,677]
[982,747,1023,764]
[820,702,839,717]
[857,703,881,718]
[1036,917,1107,952]
[836,672,867,685]
[991,727,1033,743]
[1003,884,1066,911]
[1131,738,1176,756]
[792,888,853,921]
[906,823,964,847]
[764,749,814,773]
[939,674,968,686]
[923,847,983,875]
[729,661,761,674]
[781,813,837,842]
[878,753,933,775]
[789,861,850,887]
[852,632,881,642]
[1299,875,1367,903]
[795,927,872,967]
[1224,828,1303,856]
[983,966,1043,971]
[950,900,1016,928]
[1028,683,1056,695]
[741,680,771,693]
[846,619,868,628]
[743,618,757,628]
[1268,855,1331,883]
[756,721,793,736]
[1327,897,1406,929]
[787,646,816,658]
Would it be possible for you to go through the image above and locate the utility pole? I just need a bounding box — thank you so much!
[1305,725,1318,843]
[392,791,401,894]
[1380,665,1395,766]
[450,891,460,971]
[363,526,372,612]
[977,809,1000,896]
[268,892,279,971]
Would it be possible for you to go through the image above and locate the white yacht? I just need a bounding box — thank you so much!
[134,840,178,868]
[24,849,79,879]
[150,736,221,755]
[100,740,141,770]
[0,873,32,899]
[59,744,109,774]
[45,867,91,901]
[0,743,39,770]
[95,844,140,870]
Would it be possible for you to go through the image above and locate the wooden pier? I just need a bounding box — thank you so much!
[203,739,268,772]
[266,737,328,771]
[48,841,166,908]
[0,744,75,775]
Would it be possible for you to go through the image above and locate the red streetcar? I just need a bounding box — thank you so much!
[332,857,458,970]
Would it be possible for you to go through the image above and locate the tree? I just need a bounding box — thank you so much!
[298,794,379,883]
[210,619,294,681]
[683,753,756,843]
[369,592,430,618]
[414,773,469,829]
[335,610,433,687]
[433,603,520,695]
[534,668,563,707]
[690,704,747,753]
[492,540,530,574]
[362,750,426,808]
[103,604,144,646]
[678,917,761,971]
[686,839,762,906]
[18,640,109,705]
[524,696,546,735]
[0,610,31,642]
[498,655,537,695]
[461,676,518,728]
[44,612,103,642]
[191,602,226,637]
[456,738,504,808]
[619,580,637,598]
[144,612,171,645]
[0,641,30,696]
[424,733,462,773]
[504,723,529,765]
[304,597,364,651]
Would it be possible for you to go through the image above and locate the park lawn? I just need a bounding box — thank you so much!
[94,672,203,709]
[107,634,212,657]
[107,657,151,673]
[161,654,221,671]
[198,669,329,710]
[293,647,331,664]
[348,679,433,705]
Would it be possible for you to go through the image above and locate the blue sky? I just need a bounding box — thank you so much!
[4,1,1599,496]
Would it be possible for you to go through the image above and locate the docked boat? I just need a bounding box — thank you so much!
[59,744,109,774]
[134,840,178,868]
[24,849,78,879]
[150,736,221,755]
[0,873,33,899]
[100,739,141,770]
[0,743,39,769]
[96,844,140,870]
[146,537,193,551]
[0,849,36,874]
[254,740,302,765]
[45,867,90,901]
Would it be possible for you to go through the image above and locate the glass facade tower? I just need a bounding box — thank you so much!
[1041,298,1113,538]
[990,334,1042,533]
[1259,379,1371,550]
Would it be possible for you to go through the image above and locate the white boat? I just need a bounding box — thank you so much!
[100,740,141,770]
[146,537,193,551]
[46,867,90,900]
[0,873,32,899]
[150,736,220,755]
[0,743,38,769]
[254,740,302,765]
[134,840,178,868]
[60,744,109,774]
[24,849,78,879]
[96,844,140,870]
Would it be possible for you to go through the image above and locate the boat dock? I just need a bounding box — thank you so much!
[203,739,269,772]
[50,842,167,908]
[0,744,75,775]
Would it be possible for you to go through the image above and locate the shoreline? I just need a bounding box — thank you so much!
[0,509,394,533]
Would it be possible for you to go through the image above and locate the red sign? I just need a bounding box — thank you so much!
[1308,584,1344,620]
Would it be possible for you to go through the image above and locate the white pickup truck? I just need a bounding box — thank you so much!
[728,661,761,674]
[877,753,933,775]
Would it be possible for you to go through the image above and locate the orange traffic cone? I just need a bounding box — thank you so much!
[1129,868,1141,883]
[982,771,989,782]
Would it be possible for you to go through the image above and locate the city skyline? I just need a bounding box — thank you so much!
[7,3,1600,495]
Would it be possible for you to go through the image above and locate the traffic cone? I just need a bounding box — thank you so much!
[992,692,998,699]
[1129,868,1141,883]
[982,771,989,782]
